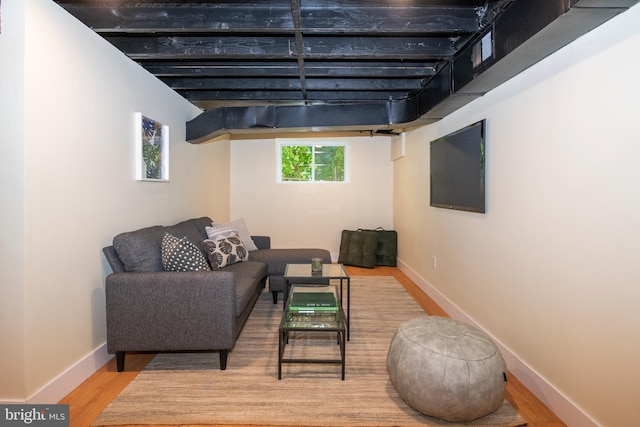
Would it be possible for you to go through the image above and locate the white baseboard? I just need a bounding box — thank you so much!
[28,343,112,404]
[397,258,597,427]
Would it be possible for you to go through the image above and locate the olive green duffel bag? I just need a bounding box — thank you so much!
[361,227,397,267]
[338,229,378,268]
[338,228,397,268]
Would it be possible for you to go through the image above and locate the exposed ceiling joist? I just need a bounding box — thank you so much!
[53,0,638,141]
[56,0,493,110]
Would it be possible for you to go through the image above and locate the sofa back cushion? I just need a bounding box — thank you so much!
[165,219,208,252]
[191,217,213,238]
[113,225,166,272]
[113,217,212,272]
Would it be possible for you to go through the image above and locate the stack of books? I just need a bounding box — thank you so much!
[288,292,338,314]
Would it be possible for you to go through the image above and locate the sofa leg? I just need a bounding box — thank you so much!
[115,351,125,372]
[220,350,228,370]
[272,291,278,304]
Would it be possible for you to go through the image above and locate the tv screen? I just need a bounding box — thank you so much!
[430,120,485,213]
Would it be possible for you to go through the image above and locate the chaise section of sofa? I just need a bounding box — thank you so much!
[250,248,332,303]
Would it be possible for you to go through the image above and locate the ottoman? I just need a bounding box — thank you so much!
[386,316,507,422]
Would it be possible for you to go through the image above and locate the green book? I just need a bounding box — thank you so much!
[289,292,338,311]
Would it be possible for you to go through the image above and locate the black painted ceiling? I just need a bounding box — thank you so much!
[54,0,637,141]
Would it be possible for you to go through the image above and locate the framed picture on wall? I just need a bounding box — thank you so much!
[135,112,169,181]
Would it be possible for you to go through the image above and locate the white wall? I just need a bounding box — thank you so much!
[0,0,230,402]
[0,0,27,403]
[394,5,640,426]
[230,136,393,257]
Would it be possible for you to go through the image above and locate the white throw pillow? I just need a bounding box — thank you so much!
[210,218,258,251]
[205,224,239,241]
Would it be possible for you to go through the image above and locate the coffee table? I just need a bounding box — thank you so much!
[283,263,351,339]
[278,284,346,380]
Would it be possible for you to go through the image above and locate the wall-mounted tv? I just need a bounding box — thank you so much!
[430,119,485,213]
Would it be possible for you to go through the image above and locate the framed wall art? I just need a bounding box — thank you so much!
[135,112,169,181]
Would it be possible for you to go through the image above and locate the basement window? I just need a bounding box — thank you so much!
[277,140,349,183]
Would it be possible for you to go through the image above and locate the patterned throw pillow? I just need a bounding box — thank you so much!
[208,218,259,251]
[205,224,239,241]
[202,236,249,269]
[161,233,211,272]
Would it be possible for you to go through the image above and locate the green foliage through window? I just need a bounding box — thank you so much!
[280,144,346,182]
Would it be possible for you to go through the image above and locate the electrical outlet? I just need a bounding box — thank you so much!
[432,256,437,270]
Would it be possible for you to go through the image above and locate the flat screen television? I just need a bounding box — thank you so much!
[430,119,485,213]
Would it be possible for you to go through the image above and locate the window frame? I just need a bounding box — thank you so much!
[276,139,350,183]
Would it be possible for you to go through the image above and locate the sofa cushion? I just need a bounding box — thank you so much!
[224,261,268,314]
[161,233,211,272]
[251,235,271,250]
[113,225,166,272]
[191,216,214,239]
[202,236,249,269]
[113,219,209,273]
[165,220,208,254]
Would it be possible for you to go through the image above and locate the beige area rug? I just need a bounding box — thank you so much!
[94,277,526,426]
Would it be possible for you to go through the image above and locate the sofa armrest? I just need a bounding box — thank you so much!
[105,271,237,352]
[252,235,271,250]
[103,246,125,273]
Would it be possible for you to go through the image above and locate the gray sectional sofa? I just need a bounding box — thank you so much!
[102,216,331,371]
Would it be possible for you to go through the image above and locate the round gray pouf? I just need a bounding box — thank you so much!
[386,316,507,422]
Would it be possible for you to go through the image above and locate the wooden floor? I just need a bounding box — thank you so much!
[59,266,566,427]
